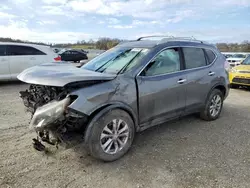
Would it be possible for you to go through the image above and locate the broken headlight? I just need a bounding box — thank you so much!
[30,97,71,131]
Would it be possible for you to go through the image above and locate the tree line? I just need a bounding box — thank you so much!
[0,37,250,52]
[216,41,250,52]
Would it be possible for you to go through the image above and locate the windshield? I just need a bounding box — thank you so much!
[242,56,250,65]
[232,54,246,58]
[82,47,149,74]
[225,54,233,58]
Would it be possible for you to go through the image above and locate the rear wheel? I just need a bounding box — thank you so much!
[85,109,135,162]
[200,89,223,121]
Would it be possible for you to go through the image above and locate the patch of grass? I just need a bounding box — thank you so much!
[70,45,96,49]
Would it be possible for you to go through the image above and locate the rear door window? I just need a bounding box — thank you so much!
[204,49,216,64]
[71,51,79,55]
[0,45,6,56]
[7,45,46,56]
[64,51,73,55]
[182,47,206,69]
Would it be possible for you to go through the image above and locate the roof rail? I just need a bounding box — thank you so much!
[136,35,175,41]
[136,35,208,44]
[159,37,208,44]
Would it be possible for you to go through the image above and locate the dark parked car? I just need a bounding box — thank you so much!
[18,36,229,161]
[60,49,88,62]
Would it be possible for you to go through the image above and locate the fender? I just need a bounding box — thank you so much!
[205,82,227,104]
[93,102,137,123]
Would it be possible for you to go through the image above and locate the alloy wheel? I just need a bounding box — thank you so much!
[209,94,222,117]
[100,119,129,154]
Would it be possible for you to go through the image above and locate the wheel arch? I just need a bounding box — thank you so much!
[85,103,139,144]
[214,85,226,98]
[207,83,227,102]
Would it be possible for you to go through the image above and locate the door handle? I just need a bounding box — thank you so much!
[30,57,36,60]
[177,79,187,84]
[208,71,215,76]
[1,59,7,62]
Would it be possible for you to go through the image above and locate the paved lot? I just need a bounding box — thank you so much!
[0,82,250,188]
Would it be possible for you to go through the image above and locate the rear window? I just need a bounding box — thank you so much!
[7,45,46,56]
[0,45,6,56]
[204,49,216,64]
[183,47,207,69]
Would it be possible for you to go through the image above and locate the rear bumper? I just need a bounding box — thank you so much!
[225,84,230,99]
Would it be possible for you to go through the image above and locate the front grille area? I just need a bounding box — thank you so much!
[239,70,250,73]
[232,77,250,84]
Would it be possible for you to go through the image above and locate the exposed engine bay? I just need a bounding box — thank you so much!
[20,84,88,151]
[20,84,66,114]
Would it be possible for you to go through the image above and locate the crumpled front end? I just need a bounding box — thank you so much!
[20,84,88,151]
[30,97,70,131]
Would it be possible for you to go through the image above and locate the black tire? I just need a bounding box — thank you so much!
[85,109,135,162]
[200,89,224,121]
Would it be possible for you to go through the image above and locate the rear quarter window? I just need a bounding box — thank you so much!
[204,49,216,64]
[8,45,46,56]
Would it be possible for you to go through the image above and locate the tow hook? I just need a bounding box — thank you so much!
[32,138,46,151]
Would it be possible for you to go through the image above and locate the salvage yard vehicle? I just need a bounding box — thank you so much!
[18,36,230,161]
[0,42,61,81]
[229,55,250,88]
[227,53,249,67]
[59,49,88,62]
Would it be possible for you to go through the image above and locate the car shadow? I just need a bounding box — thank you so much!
[0,80,26,86]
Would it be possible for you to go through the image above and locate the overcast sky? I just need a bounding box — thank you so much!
[0,0,250,43]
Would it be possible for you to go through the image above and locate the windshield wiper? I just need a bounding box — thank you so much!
[117,50,142,75]
[95,49,131,73]
[95,59,112,72]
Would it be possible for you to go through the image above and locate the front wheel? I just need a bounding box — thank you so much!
[200,89,224,121]
[85,109,135,162]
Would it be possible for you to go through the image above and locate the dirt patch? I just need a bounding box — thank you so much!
[1,83,250,188]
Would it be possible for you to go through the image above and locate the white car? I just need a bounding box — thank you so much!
[0,42,61,81]
[227,53,249,67]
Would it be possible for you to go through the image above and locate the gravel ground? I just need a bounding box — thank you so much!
[1,82,250,188]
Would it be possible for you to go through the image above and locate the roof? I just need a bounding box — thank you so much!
[117,39,215,49]
[0,42,50,48]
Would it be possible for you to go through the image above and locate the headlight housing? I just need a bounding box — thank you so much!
[30,97,71,130]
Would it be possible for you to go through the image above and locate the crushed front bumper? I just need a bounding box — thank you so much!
[29,97,87,152]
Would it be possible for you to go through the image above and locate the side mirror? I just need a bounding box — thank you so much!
[139,60,155,77]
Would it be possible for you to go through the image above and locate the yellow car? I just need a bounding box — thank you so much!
[229,55,250,88]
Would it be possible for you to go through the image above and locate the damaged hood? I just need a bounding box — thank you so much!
[17,63,116,87]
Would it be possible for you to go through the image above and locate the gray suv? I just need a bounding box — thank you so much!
[18,36,230,161]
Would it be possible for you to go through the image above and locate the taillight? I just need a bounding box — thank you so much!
[224,60,230,71]
[54,56,61,61]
